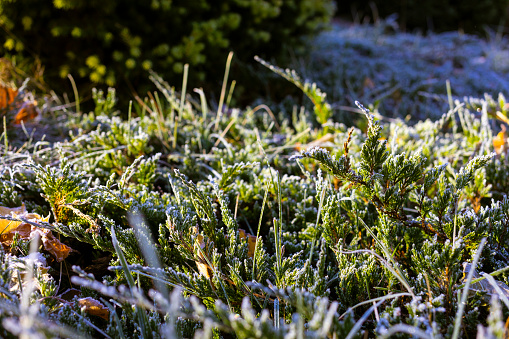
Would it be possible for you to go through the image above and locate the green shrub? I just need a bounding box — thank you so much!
[0,0,334,100]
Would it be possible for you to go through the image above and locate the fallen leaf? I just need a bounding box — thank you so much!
[196,261,213,279]
[0,204,26,234]
[0,204,26,215]
[0,204,73,262]
[194,233,213,279]
[0,85,17,108]
[0,84,39,124]
[78,297,109,320]
[7,252,51,293]
[493,125,506,154]
[14,100,38,124]
[35,227,73,262]
[239,229,257,258]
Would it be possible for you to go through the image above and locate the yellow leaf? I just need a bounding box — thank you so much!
[194,232,213,278]
[494,111,509,125]
[0,204,26,234]
[196,261,213,279]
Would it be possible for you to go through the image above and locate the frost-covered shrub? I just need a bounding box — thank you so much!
[0,55,508,338]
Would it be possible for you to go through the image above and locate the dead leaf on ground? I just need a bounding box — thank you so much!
[0,83,39,124]
[0,204,27,234]
[0,204,74,262]
[239,229,257,258]
[493,125,506,155]
[78,297,109,320]
[193,227,258,279]
[194,232,213,279]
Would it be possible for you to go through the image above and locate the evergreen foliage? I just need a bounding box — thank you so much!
[0,55,508,338]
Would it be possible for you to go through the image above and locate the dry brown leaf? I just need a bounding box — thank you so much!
[193,227,258,278]
[7,252,51,293]
[239,229,257,258]
[0,205,73,262]
[0,84,39,124]
[14,100,38,124]
[78,297,109,320]
[36,227,73,262]
[0,204,26,215]
[194,233,213,278]
[0,86,17,108]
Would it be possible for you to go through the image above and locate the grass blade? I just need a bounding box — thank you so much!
[214,51,234,131]
[451,237,487,339]
[110,224,149,338]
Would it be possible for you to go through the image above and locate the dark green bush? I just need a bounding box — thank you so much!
[0,0,334,100]
[336,0,509,33]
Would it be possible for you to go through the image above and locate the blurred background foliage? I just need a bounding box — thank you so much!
[335,0,509,33]
[1,0,508,113]
[0,0,334,106]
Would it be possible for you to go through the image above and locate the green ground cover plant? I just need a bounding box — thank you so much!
[0,50,508,338]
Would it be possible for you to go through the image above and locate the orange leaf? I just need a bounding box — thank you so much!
[0,84,39,124]
[78,297,109,320]
[14,101,38,124]
[493,127,506,154]
[35,227,73,262]
[0,205,73,262]
[239,229,257,258]
[0,86,17,108]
